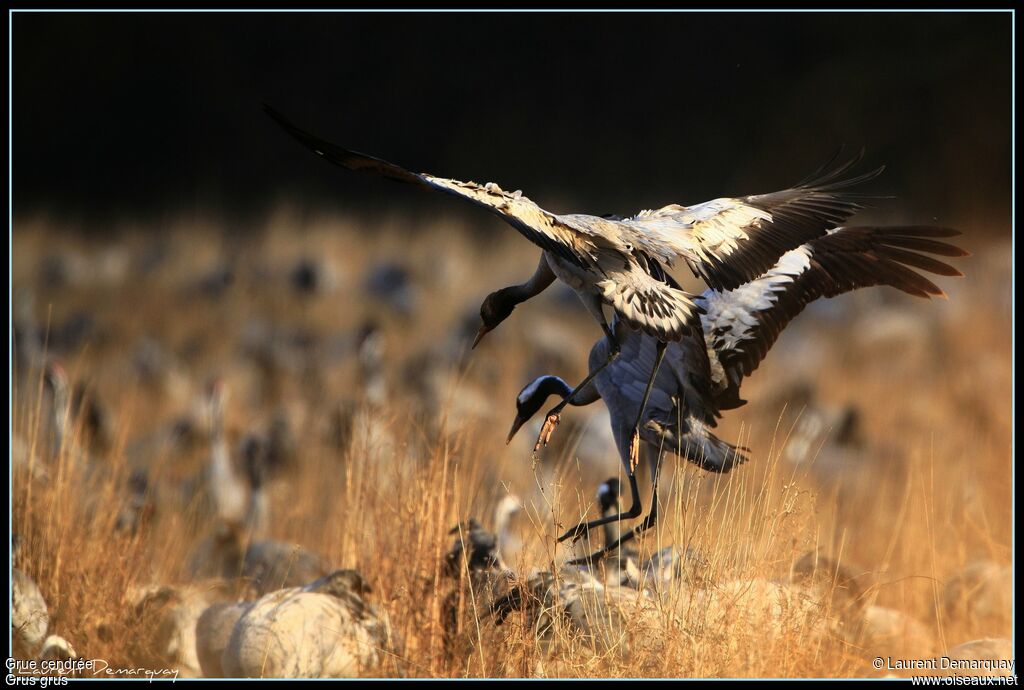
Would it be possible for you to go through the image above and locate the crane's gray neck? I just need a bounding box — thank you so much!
[358,323,388,407]
[511,254,557,304]
[245,489,269,542]
[598,480,622,545]
[207,392,240,516]
[209,391,225,443]
[493,497,521,570]
[241,451,267,540]
[46,373,71,455]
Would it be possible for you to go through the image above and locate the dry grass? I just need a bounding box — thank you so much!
[10,209,1012,678]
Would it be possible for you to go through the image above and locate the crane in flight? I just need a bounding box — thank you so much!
[265,105,880,468]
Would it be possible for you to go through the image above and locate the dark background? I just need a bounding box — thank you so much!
[12,11,1012,231]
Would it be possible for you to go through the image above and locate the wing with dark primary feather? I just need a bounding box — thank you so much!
[265,105,708,341]
[265,106,898,351]
[264,104,606,270]
[617,151,883,292]
[700,226,968,408]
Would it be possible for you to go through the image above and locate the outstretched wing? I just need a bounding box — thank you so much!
[618,153,883,292]
[264,104,612,269]
[594,253,704,341]
[699,226,968,407]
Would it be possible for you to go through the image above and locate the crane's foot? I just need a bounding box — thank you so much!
[567,529,641,567]
[533,412,561,454]
[629,431,641,473]
[567,547,610,568]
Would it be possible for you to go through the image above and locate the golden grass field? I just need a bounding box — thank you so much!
[10,208,1013,678]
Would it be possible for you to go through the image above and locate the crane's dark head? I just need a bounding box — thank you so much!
[472,287,518,349]
[240,434,270,491]
[444,519,501,578]
[505,375,573,444]
[597,478,621,514]
[312,569,372,598]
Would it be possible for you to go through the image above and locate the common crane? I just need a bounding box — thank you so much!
[507,225,966,563]
[41,359,111,466]
[222,569,399,678]
[12,568,49,659]
[204,378,250,529]
[264,105,878,467]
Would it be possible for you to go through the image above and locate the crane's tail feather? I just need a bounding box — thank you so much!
[643,417,749,473]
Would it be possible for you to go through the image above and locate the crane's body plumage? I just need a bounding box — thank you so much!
[587,315,742,474]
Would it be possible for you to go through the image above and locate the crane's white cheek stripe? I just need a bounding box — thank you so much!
[517,376,567,406]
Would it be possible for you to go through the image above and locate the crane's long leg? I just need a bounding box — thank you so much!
[533,320,620,454]
[556,463,641,544]
[627,339,668,472]
[568,448,664,565]
[569,495,659,565]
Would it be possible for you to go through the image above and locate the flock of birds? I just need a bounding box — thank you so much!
[11,107,1011,678]
[444,486,1012,675]
[11,450,1014,676]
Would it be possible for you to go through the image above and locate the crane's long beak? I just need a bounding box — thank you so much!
[471,324,492,350]
[506,415,526,445]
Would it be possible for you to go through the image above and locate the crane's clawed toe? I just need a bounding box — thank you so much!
[533,412,561,453]
[567,550,607,568]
